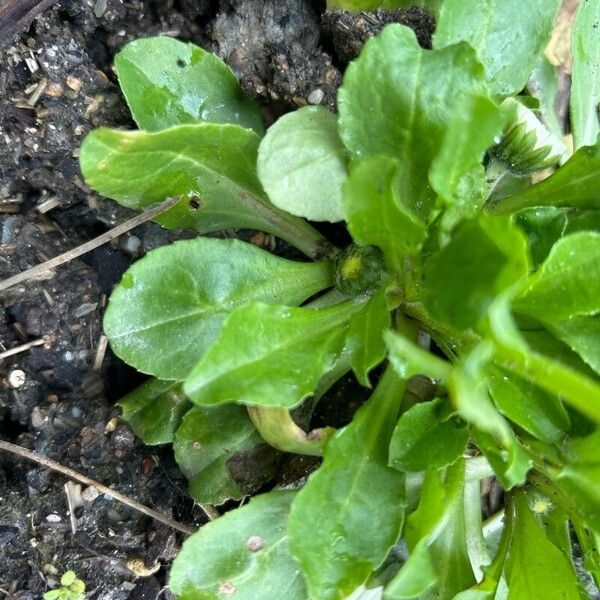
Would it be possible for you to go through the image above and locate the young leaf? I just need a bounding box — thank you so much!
[345,285,392,387]
[114,36,264,134]
[514,232,600,321]
[80,124,326,256]
[513,206,566,267]
[287,368,406,600]
[118,379,190,445]
[338,24,487,219]
[183,300,364,408]
[433,0,561,96]
[173,405,268,505]
[104,238,333,380]
[257,106,348,222]
[169,491,306,600]
[422,216,529,330]
[487,143,600,214]
[388,398,468,472]
[343,155,426,274]
[487,366,570,444]
[571,0,600,149]
[429,94,508,209]
[504,491,581,600]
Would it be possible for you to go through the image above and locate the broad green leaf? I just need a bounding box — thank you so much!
[504,491,581,600]
[104,238,332,380]
[183,300,364,408]
[346,285,392,387]
[80,124,325,255]
[173,405,268,505]
[114,37,263,134]
[288,368,406,600]
[515,232,600,321]
[549,316,600,375]
[338,25,487,219]
[487,366,569,444]
[257,106,348,222]
[422,216,529,330]
[486,144,600,214]
[564,209,600,235]
[513,207,566,267]
[169,491,306,600]
[389,398,468,472]
[429,94,507,211]
[433,0,560,96]
[343,156,426,274]
[571,0,600,148]
[118,379,190,445]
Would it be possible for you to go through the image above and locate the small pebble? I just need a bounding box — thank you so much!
[8,370,26,388]
[307,88,324,105]
[66,74,83,92]
[46,514,62,523]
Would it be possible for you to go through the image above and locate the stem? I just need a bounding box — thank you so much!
[247,406,335,456]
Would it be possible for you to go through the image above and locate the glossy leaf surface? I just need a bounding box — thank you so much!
[434,0,560,96]
[115,36,263,134]
[173,405,267,505]
[515,232,600,321]
[338,25,486,218]
[169,491,306,599]
[389,398,468,472]
[184,300,363,408]
[258,106,347,222]
[104,238,332,380]
[343,155,426,274]
[80,124,324,254]
[288,368,406,600]
[118,379,190,445]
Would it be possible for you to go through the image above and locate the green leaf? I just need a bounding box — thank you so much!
[487,143,600,214]
[571,0,600,148]
[343,156,426,274]
[504,491,581,600]
[422,216,529,330]
[513,206,567,267]
[114,37,263,134]
[338,25,487,219]
[549,316,600,375]
[429,94,508,210]
[346,285,392,387]
[487,366,569,444]
[118,379,190,445]
[514,232,600,321]
[433,0,560,96]
[257,106,348,222]
[80,124,325,256]
[173,405,268,505]
[183,300,364,408]
[471,428,531,489]
[389,398,468,472]
[383,539,436,599]
[287,368,406,600]
[169,491,306,600]
[104,238,332,380]
[527,57,564,141]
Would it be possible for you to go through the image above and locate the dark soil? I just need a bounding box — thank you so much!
[0,2,434,597]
